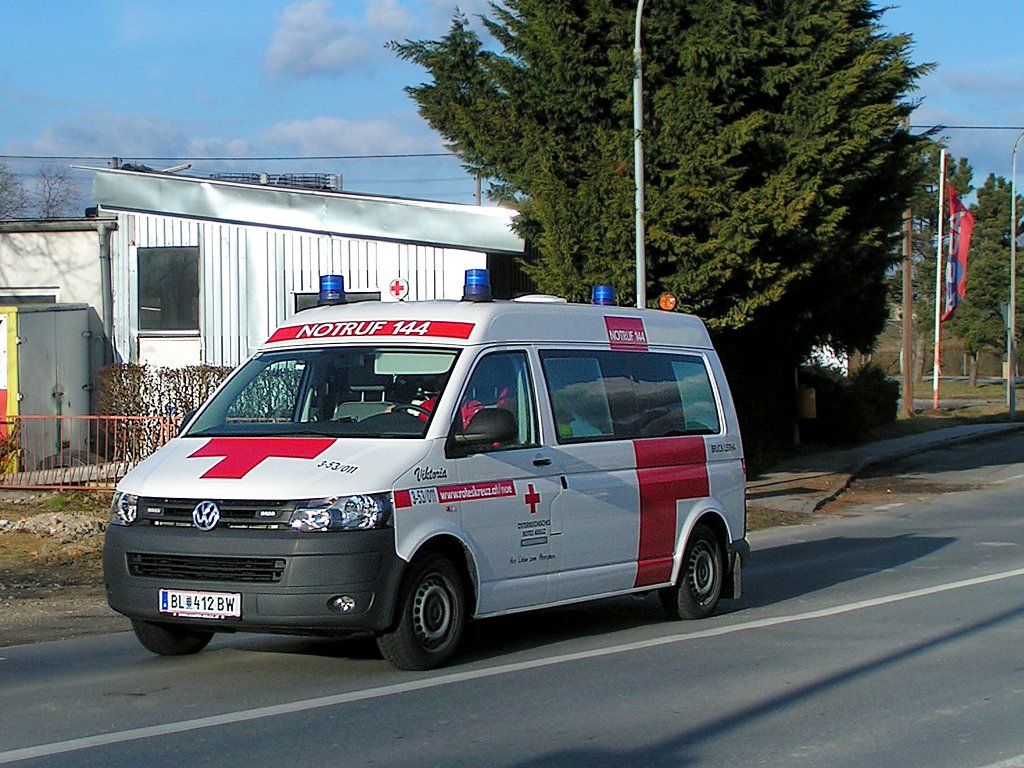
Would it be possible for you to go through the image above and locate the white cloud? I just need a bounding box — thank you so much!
[265,0,421,79]
[261,115,444,156]
[0,115,266,174]
[8,114,190,158]
[264,1,366,78]
[185,136,259,159]
[366,0,416,36]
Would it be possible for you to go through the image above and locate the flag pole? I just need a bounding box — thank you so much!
[933,149,947,410]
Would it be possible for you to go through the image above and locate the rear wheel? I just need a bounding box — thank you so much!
[377,553,466,670]
[131,619,214,655]
[659,523,723,620]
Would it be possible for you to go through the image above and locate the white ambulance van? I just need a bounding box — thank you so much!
[104,271,748,670]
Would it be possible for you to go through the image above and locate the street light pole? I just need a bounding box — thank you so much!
[633,0,647,309]
[1009,129,1024,416]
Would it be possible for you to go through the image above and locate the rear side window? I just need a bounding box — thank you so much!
[539,350,720,443]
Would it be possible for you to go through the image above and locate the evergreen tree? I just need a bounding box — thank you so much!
[394,0,928,446]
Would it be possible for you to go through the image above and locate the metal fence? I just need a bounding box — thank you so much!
[0,415,178,490]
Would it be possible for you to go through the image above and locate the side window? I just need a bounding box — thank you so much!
[138,246,199,331]
[457,351,538,450]
[541,349,722,442]
[631,354,688,438]
[672,358,721,434]
[541,354,615,442]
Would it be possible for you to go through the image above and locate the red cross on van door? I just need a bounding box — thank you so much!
[524,483,541,514]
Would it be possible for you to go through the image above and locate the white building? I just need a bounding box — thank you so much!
[90,168,526,369]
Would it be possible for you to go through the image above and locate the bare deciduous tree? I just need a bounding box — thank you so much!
[0,162,29,219]
[33,165,82,218]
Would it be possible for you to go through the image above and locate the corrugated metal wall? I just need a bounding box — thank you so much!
[114,213,485,368]
[203,221,245,366]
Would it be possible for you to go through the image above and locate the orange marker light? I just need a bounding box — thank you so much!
[658,293,678,311]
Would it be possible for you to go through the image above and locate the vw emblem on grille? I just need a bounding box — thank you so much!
[192,500,221,531]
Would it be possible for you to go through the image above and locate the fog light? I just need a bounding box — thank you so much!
[329,595,357,613]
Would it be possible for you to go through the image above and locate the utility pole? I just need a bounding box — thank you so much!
[901,116,914,418]
[932,150,947,410]
[1009,130,1023,416]
[633,0,647,309]
[902,198,914,417]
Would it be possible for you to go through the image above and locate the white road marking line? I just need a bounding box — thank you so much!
[3,565,1024,765]
[993,472,1024,485]
[872,502,906,511]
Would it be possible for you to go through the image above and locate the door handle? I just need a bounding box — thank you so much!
[533,457,552,467]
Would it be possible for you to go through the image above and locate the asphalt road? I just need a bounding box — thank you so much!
[1,434,1023,768]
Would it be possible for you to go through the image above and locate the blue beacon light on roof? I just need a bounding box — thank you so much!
[462,268,492,302]
[592,285,616,306]
[318,274,347,306]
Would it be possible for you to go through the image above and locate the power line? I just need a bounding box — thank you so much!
[0,152,455,162]
[911,124,1024,131]
[5,125,1024,163]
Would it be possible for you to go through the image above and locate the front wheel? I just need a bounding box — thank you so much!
[659,523,723,620]
[377,553,466,670]
[131,619,214,655]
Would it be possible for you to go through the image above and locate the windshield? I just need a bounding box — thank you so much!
[186,346,459,438]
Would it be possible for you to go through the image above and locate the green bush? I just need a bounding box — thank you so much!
[798,363,898,445]
[96,364,231,418]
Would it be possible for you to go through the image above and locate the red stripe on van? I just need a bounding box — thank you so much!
[266,320,475,344]
[633,436,710,587]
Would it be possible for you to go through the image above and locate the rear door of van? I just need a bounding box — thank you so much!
[539,347,726,603]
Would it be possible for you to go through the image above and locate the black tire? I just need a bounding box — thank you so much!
[131,619,214,656]
[659,522,723,620]
[376,553,466,671]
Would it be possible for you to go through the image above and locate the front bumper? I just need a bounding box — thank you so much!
[103,523,405,635]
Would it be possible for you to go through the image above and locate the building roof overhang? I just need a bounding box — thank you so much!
[89,168,524,254]
[0,215,116,234]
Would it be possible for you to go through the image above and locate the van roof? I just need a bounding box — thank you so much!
[259,297,713,351]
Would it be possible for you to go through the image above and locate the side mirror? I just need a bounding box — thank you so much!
[447,408,517,456]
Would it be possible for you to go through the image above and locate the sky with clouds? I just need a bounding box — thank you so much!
[0,0,1022,207]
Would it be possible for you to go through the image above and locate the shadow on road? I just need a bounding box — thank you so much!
[737,533,954,610]
[235,532,955,668]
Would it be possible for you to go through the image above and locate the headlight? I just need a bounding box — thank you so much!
[111,491,138,526]
[289,494,391,532]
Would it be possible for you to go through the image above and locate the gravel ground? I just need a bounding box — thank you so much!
[0,495,129,647]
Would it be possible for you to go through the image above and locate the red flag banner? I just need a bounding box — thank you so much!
[941,184,975,322]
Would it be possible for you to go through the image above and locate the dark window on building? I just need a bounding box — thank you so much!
[138,247,199,331]
[0,293,57,305]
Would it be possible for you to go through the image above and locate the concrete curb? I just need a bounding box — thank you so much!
[747,421,1024,516]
